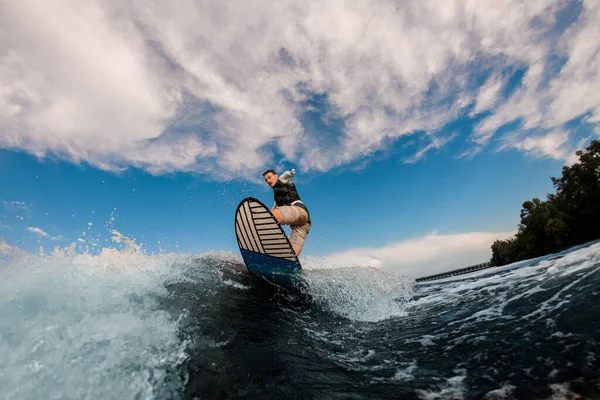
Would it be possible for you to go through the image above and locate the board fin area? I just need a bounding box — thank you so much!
[235,197,301,284]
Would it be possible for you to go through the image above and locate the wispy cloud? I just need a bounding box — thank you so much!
[26,226,49,237]
[1,0,598,178]
[470,76,503,118]
[499,129,579,164]
[2,200,25,206]
[402,132,458,163]
[321,231,516,278]
[1,200,30,214]
[26,226,63,241]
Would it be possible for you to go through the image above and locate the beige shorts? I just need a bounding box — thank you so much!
[276,205,311,249]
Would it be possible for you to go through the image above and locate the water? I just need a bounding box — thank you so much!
[1,238,599,399]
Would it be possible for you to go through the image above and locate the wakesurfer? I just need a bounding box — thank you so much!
[262,168,311,256]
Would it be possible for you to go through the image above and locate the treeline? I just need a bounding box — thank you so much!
[490,139,600,266]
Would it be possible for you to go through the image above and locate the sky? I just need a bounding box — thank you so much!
[1,0,599,278]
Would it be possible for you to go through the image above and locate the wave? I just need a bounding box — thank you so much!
[1,235,599,399]
[0,233,413,399]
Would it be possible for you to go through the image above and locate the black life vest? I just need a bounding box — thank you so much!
[273,181,311,225]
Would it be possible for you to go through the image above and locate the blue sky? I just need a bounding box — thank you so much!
[1,0,599,277]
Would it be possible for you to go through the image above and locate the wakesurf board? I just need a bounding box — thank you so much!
[235,197,302,284]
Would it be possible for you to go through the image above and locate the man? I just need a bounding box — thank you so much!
[262,168,311,256]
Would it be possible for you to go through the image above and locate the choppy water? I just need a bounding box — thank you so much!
[1,239,599,399]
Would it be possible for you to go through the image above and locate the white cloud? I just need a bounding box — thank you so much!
[470,76,503,117]
[1,0,598,178]
[3,200,25,205]
[321,231,515,278]
[2,200,30,214]
[549,1,600,124]
[402,132,458,163]
[472,1,600,149]
[26,226,48,237]
[25,226,63,241]
[499,129,579,164]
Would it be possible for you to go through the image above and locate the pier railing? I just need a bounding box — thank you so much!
[415,262,492,282]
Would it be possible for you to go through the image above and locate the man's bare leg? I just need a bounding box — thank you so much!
[271,208,284,224]
[292,244,302,256]
[273,208,303,255]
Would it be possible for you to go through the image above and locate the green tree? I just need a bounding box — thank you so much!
[518,197,571,258]
[490,139,600,266]
[550,139,600,246]
[490,237,520,266]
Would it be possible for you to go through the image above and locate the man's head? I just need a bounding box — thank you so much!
[262,169,278,187]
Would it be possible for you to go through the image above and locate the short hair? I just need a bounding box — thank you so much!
[262,169,277,177]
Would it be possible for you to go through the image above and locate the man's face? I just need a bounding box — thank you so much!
[263,172,278,187]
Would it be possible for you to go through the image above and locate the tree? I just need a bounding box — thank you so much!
[550,139,600,246]
[490,237,520,266]
[490,139,600,266]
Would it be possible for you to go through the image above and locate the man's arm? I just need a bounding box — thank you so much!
[279,169,295,183]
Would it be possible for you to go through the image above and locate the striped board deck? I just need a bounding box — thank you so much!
[235,197,302,283]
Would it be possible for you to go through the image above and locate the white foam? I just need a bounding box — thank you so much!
[419,240,600,285]
[0,235,194,400]
[392,361,418,381]
[547,383,587,399]
[303,265,413,322]
[481,385,516,399]
[222,279,250,290]
[414,242,600,304]
[416,369,467,399]
[300,254,366,270]
[403,242,600,362]
[299,242,598,323]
